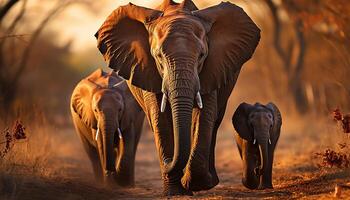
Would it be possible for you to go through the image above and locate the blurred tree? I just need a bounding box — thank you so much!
[264,0,309,113]
[0,0,94,116]
[0,0,19,22]
[263,0,350,113]
[287,0,350,112]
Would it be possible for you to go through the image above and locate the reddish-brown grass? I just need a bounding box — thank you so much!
[0,120,27,159]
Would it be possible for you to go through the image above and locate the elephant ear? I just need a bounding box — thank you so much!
[71,80,98,129]
[193,2,261,93]
[266,103,282,136]
[95,3,163,93]
[232,102,254,141]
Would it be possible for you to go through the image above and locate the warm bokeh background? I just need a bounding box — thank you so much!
[0,0,349,199]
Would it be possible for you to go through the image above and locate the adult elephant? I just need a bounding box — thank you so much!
[95,0,260,196]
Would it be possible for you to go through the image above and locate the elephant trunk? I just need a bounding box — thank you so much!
[100,116,116,175]
[255,128,269,179]
[257,143,268,176]
[163,61,196,175]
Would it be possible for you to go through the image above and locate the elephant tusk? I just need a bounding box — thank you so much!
[196,92,203,109]
[253,139,256,145]
[118,128,122,139]
[113,82,123,88]
[269,139,271,144]
[160,93,167,113]
[95,127,99,141]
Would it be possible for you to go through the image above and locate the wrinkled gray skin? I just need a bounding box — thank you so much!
[232,102,282,189]
[70,69,144,187]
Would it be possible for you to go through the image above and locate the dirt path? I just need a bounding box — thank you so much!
[4,118,350,200]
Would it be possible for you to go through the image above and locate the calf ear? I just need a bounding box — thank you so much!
[266,103,282,136]
[71,83,97,129]
[232,103,254,141]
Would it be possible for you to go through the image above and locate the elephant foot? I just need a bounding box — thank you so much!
[114,173,135,187]
[103,171,119,188]
[163,172,193,196]
[163,183,193,196]
[257,183,273,190]
[242,177,259,190]
[115,178,135,187]
[210,169,219,187]
[181,170,216,192]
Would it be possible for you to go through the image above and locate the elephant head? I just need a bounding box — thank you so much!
[91,87,125,178]
[232,102,282,189]
[95,0,260,175]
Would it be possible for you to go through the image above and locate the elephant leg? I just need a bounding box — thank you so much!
[79,134,103,182]
[117,113,144,186]
[114,112,144,187]
[132,112,144,154]
[242,142,259,189]
[258,143,276,189]
[115,125,136,187]
[95,133,117,186]
[71,113,103,182]
[208,106,225,188]
[182,91,217,191]
[142,91,191,196]
[235,135,243,159]
[208,77,237,187]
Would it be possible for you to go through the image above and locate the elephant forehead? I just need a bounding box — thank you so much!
[93,90,121,105]
[155,15,205,38]
[250,112,273,125]
[151,17,206,54]
[250,109,272,119]
[253,104,271,112]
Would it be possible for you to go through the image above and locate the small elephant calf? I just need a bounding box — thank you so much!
[232,102,282,190]
[70,69,144,186]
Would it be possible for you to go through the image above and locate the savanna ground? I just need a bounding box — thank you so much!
[1,112,350,200]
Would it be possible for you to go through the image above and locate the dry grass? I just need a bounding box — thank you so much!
[333,108,350,133]
[312,108,350,170]
[0,116,53,199]
[0,120,27,159]
[315,147,350,169]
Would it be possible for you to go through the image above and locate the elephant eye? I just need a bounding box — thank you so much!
[152,48,162,60]
[157,52,162,59]
[250,113,255,118]
[199,52,204,60]
[249,122,254,129]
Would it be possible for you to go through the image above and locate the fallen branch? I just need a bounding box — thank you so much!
[334,183,350,197]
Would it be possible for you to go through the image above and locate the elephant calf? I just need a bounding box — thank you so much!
[70,69,144,187]
[232,102,282,190]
